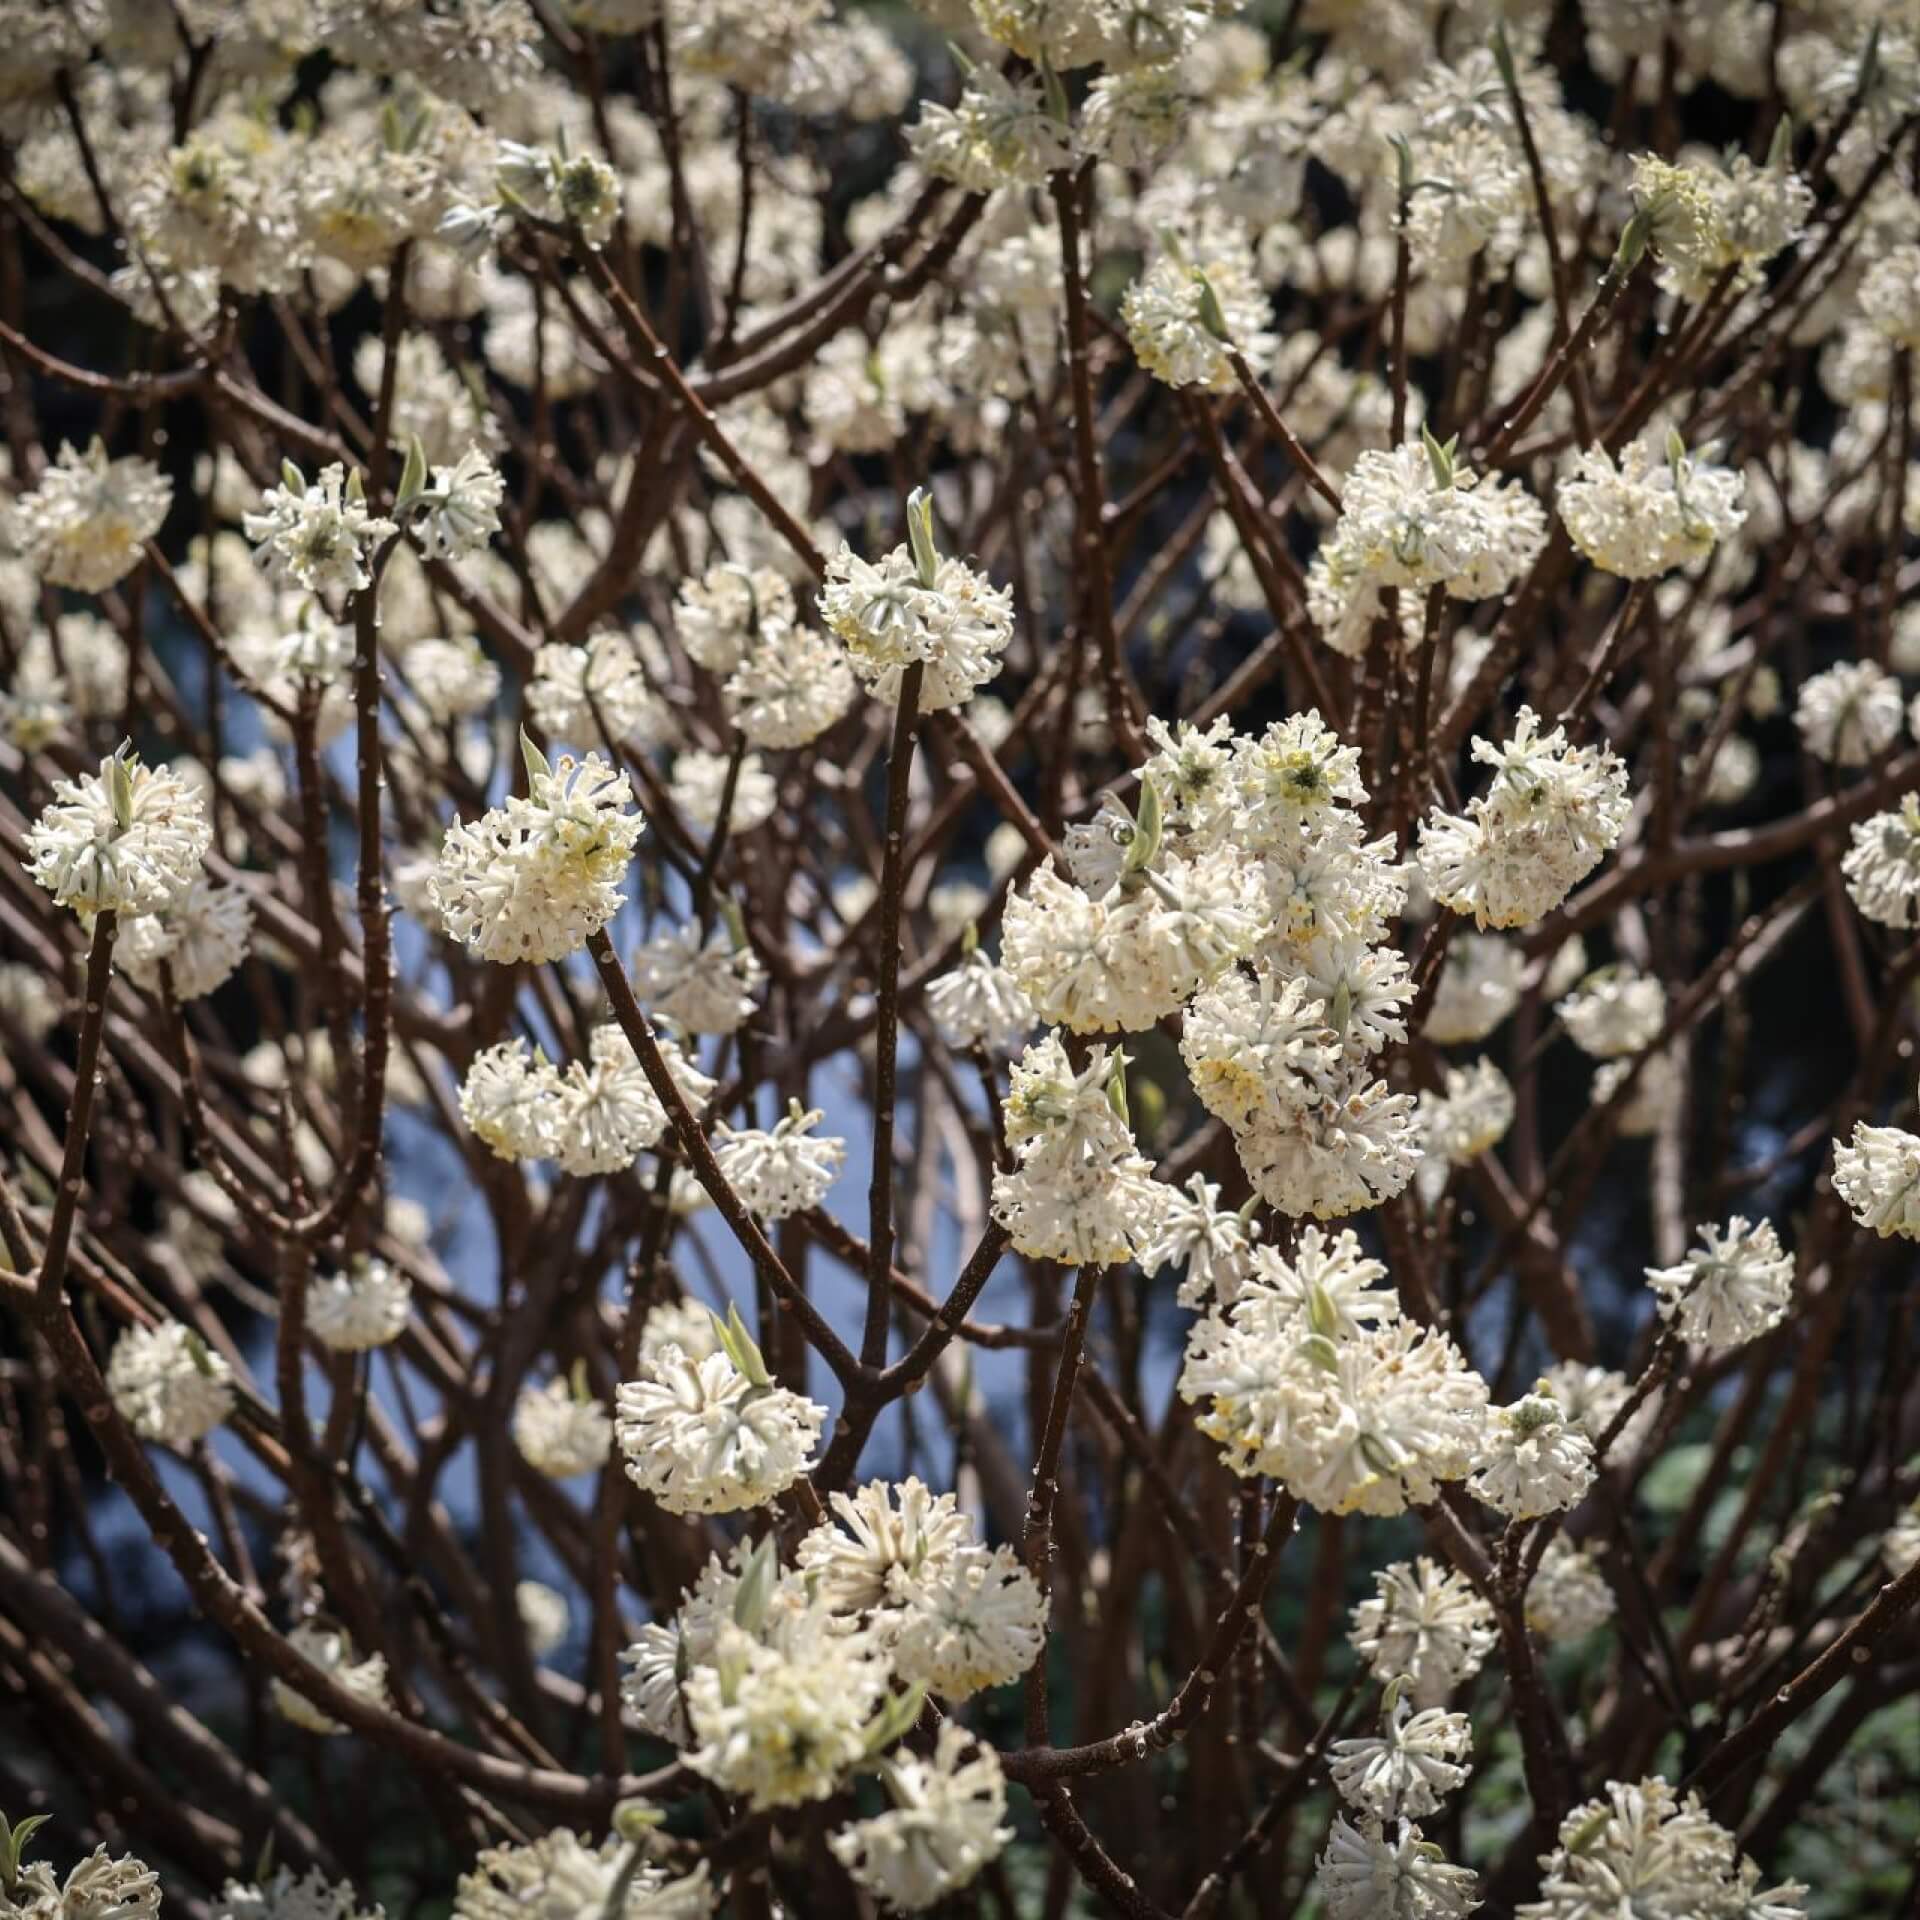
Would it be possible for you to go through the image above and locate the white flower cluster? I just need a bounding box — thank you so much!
[632,921,765,1036]
[488,139,623,249]
[1349,1557,1497,1707]
[511,1374,613,1479]
[307,1257,413,1353]
[1329,1688,1473,1822]
[272,1620,392,1736]
[13,439,171,591]
[526,626,672,749]
[401,445,505,563]
[1630,150,1814,301]
[1139,1171,1262,1308]
[798,1477,1048,1699]
[453,1827,710,1920]
[215,1865,385,1920]
[1308,434,1548,659]
[1179,1226,1491,1515]
[1427,933,1527,1044]
[1842,794,1920,927]
[829,1722,1013,1915]
[1861,242,1920,350]
[117,875,254,1000]
[1644,1215,1794,1352]
[622,1512,1017,1904]
[615,1310,824,1515]
[459,1025,714,1176]
[1416,1057,1515,1174]
[1315,1810,1480,1920]
[1833,1095,1920,1241]
[4,1837,161,1920]
[106,1320,234,1450]
[817,493,1012,712]
[1558,429,1747,580]
[1794,659,1902,768]
[1516,1776,1804,1920]
[907,68,1072,194]
[1318,1679,1479,1920]
[1526,1536,1617,1642]
[1121,230,1274,392]
[243,460,396,598]
[434,747,644,964]
[676,563,857,750]
[1417,707,1632,928]
[1162,712,1422,1219]
[1002,789,1260,1034]
[926,942,1037,1053]
[712,1103,847,1219]
[1468,1388,1597,1520]
[25,750,210,917]
[1558,966,1666,1059]
[990,1034,1169,1264]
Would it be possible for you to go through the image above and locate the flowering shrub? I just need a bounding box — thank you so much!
[2,2,1920,1916]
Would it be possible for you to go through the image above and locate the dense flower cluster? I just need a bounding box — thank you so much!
[1180,1225,1493,1515]
[1308,435,1548,657]
[3,0,1913,1911]
[26,750,210,916]
[434,749,645,963]
[1644,1215,1795,1352]
[13,439,171,591]
[1418,708,1632,928]
[817,502,1014,712]
[615,1315,825,1515]
[1517,1777,1805,1920]
[990,1035,1169,1262]
[1558,431,1747,579]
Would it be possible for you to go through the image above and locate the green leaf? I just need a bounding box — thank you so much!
[1386,133,1414,201]
[860,1683,926,1757]
[1191,269,1230,344]
[1039,57,1070,128]
[725,1302,772,1388]
[106,746,136,834]
[707,1307,745,1376]
[1565,1804,1613,1855]
[395,433,429,510]
[1614,207,1651,271]
[1300,1333,1341,1377]
[3,1812,51,1894]
[280,459,306,494]
[905,486,940,589]
[1306,1282,1340,1341]
[520,728,553,791]
[1124,775,1164,876]
[612,1800,663,1840]
[1329,976,1353,1038]
[730,1534,779,1633]
[1131,1072,1166,1143]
